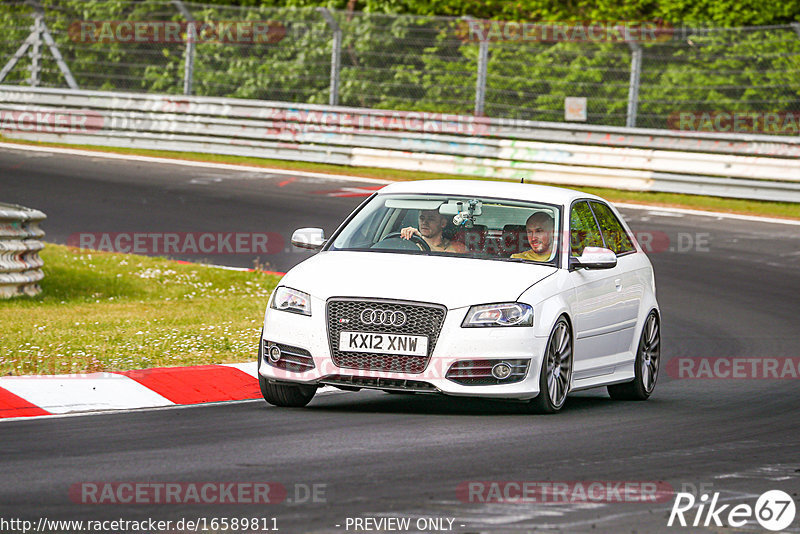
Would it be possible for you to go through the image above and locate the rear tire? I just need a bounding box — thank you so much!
[257,331,317,407]
[528,317,573,414]
[608,311,660,401]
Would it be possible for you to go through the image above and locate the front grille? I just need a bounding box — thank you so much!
[320,375,439,393]
[326,298,447,374]
[446,359,530,385]
[262,340,315,373]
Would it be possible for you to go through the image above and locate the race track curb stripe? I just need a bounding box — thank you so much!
[120,365,261,404]
[0,387,51,418]
[0,363,263,421]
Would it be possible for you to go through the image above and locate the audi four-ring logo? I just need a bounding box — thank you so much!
[360,308,407,327]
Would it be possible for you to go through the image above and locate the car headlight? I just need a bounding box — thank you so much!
[462,303,533,327]
[270,286,311,316]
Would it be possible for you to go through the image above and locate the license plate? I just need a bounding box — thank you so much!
[339,331,428,357]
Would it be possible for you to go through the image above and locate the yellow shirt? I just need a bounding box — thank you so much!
[511,249,551,262]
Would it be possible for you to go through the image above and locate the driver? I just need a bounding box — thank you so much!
[400,209,466,253]
[511,211,555,261]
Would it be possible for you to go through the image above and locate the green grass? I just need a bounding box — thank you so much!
[0,244,281,376]
[3,136,799,220]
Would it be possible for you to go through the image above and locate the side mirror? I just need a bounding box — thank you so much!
[570,246,617,270]
[291,228,326,250]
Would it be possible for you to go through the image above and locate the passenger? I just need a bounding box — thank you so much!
[400,209,466,253]
[511,212,555,261]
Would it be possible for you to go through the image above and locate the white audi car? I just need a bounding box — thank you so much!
[259,180,660,413]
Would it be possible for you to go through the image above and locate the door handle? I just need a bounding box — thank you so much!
[615,278,622,291]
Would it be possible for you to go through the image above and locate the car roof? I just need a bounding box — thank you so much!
[378,179,605,206]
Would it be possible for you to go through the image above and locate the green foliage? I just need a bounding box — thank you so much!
[193,0,800,25]
[0,1,798,130]
[638,28,800,128]
[0,244,281,374]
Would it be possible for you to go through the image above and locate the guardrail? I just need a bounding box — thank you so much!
[0,203,46,298]
[1,85,799,202]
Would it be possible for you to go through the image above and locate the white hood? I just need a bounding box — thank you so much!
[280,251,557,309]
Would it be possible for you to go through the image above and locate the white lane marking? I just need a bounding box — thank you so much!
[0,142,392,185]
[0,398,263,423]
[0,385,349,423]
[372,503,597,525]
[714,464,798,481]
[0,361,348,421]
[0,373,174,414]
[639,210,684,218]
[530,491,762,532]
[616,202,800,226]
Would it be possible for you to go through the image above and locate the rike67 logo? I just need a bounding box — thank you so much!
[668,490,796,531]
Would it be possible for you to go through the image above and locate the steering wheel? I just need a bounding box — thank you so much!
[374,231,431,252]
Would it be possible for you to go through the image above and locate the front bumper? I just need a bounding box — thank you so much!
[259,300,549,400]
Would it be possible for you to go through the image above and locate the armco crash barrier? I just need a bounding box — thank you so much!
[1,85,800,202]
[0,203,46,298]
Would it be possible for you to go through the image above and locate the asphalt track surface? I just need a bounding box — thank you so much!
[1,146,799,533]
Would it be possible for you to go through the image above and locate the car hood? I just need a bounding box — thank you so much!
[280,251,557,309]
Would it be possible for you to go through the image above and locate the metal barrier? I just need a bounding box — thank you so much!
[1,85,799,202]
[2,2,800,130]
[0,203,46,298]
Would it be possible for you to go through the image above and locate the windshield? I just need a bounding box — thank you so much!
[329,194,561,264]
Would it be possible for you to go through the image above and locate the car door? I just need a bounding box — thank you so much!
[588,201,644,354]
[568,200,630,379]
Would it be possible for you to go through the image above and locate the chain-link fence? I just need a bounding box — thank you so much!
[2,0,800,133]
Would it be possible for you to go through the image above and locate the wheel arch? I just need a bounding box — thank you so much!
[532,297,574,339]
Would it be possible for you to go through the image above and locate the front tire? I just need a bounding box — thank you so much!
[257,331,317,407]
[528,317,573,414]
[259,376,317,407]
[608,311,660,401]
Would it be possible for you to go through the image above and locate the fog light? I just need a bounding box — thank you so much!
[491,362,513,380]
[268,344,282,363]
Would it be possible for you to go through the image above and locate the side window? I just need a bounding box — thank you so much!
[570,201,604,257]
[589,201,635,255]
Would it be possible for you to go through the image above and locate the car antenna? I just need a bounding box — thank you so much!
[520,177,525,184]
